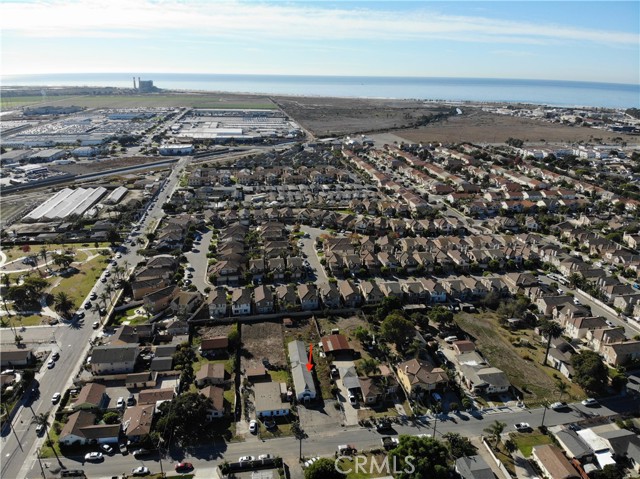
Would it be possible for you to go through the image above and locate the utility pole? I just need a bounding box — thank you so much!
[540,401,549,428]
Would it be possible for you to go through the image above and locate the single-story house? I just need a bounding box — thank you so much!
[253,382,290,417]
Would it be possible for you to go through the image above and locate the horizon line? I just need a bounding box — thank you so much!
[1,72,638,88]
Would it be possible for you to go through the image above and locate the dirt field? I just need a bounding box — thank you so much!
[198,324,233,339]
[241,321,287,369]
[273,96,453,138]
[395,108,635,145]
[50,156,172,175]
[455,311,584,405]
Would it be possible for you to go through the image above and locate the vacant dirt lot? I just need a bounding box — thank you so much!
[51,156,171,175]
[273,95,453,138]
[396,108,633,145]
[198,324,233,339]
[455,311,583,405]
[241,321,286,369]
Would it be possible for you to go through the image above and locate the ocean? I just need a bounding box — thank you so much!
[2,73,639,109]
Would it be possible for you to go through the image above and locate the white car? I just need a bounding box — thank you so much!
[258,453,272,460]
[47,359,55,369]
[514,422,531,432]
[51,392,61,403]
[116,253,122,259]
[84,452,103,462]
[131,466,150,476]
[550,402,568,410]
[581,398,599,407]
[239,456,255,462]
[249,420,258,434]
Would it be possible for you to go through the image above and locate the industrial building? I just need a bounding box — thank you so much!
[104,186,128,204]
[24,187,107,222]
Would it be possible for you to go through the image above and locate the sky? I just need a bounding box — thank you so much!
[1,0,638,84]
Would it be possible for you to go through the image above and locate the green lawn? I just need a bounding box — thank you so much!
[52,254,108,308]
[268,370,290,383]
[1,314,53,327]
[223,388,235,406]
[511,432,553,457]
[38,422,63,459]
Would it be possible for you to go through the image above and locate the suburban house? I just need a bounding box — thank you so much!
[602,341,640,367]
[231,287,252,316]
[72,383,108,411]
[455,455,495,479]
[318,281,341,308]
[195,362,226,387]
[359,373,399,405]
[143,285,178,315]
[58,411,120,446]
[121,404,155,443]
[200,385,226,419]
[199,336,229,357]
[138,388,175,408]
[459,365,511,395]
[288,340,317,401]
[297,283,319,311]
[90,345,139,375]
[254,285,274,314]
[253,382,291,417]
[531,445,580,479]
[396,358,448,397]
[0,349,34,368]
[208,287,228,318]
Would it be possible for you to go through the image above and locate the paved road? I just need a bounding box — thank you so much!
[1,156,190,479]
[29,396,638,478]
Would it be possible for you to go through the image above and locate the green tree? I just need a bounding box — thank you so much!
[154,392,213,446]
[359,358,380,376]
[388,435,450,479]
[572,350,608,393]
[539,320,563,366]
[352,326,369,343]
[102,412,120,424]
[428,306,454,326]
[52,253,74,269]
[380,311,415,351]
[443,432,477,459]
[53,292,75,319]
[305,458,345,479]
[555,381,569,400]
[483,420,506,447]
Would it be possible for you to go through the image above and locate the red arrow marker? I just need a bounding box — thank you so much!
[306,343,314,371]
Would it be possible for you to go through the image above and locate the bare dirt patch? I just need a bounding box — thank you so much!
[241,321,286,370]
[395,108,634,145]
[198,324,233,339]
[273,96,453,138]
[51,156,171,176]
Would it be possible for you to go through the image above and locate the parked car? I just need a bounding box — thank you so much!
[174,462,193,472]
[550,402,568,410]
[258,454,272,460]
[51,352,60,361]
[89,292,97,300]
[92,321,100,329]
[84,452,103,462]
[514,422,532,432]
[116,397,125,409]
[131,466,150,476]
[238,456,255,462]
[119,443,128,455]
[381,436,399,450]
[581,398,599,407]
[249,420,258,434]
[100,444,114,454]
[337,445,357,456]
[84,301,92,309]
[47,359,56,369]
[127,394,136,406]
[35,424,45,435]
[132,449,151,458]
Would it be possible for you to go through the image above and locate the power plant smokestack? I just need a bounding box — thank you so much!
[133,76,136,89]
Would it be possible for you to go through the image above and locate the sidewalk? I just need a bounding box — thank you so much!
[513,451,541,479]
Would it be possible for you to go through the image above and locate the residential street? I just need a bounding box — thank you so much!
[21,396,638,478]
[0,157,190,479]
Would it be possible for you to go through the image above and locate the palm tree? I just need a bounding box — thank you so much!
[53,292,74,319]
[99,292,109,309]
[359,358,380,376]
[39,246,49,266]
[483,420,507,447]
[31,411,62,465]
[540,320,563,366]
[556,381,569,400]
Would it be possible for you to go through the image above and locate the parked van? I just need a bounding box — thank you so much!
[444,336,458,343]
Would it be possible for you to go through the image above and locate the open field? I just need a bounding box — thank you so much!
[273,95,453,137]
[455,311,584,405]
[51,253,109,308]
[50,156,173,176]
[241,321,286,369]
[1,92,276,110]
[396,108,635,144]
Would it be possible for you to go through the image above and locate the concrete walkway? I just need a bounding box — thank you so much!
[513,451,541,479]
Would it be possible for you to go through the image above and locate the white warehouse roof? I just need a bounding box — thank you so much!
[24,187,107,221]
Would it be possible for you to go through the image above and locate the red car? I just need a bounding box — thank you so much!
[175,462,194,473]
